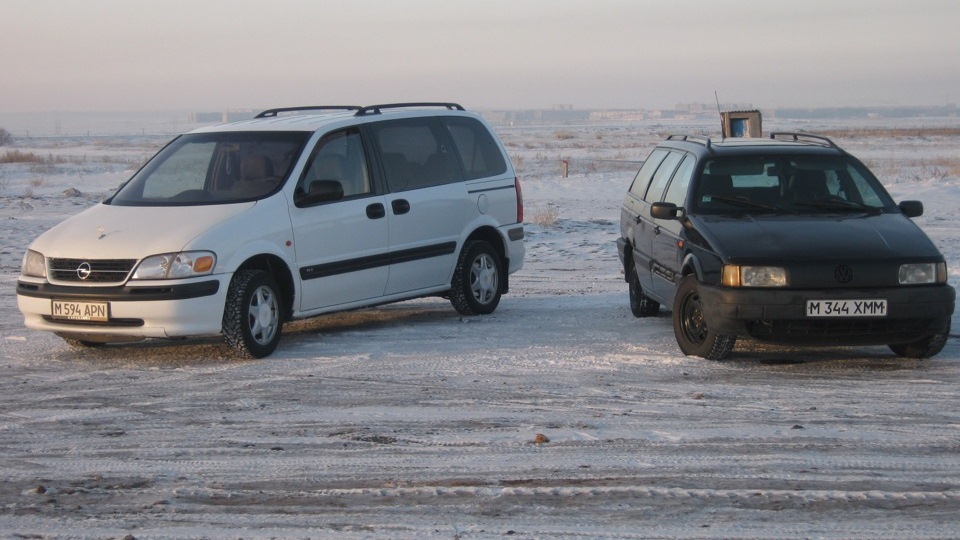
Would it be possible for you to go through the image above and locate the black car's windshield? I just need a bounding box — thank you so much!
[693,153,897,215]
[110,131,310,206]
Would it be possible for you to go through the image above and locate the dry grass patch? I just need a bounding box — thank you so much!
[528,203,560,227]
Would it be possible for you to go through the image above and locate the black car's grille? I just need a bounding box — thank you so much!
[48,258,137,284]
[747,318,930,338]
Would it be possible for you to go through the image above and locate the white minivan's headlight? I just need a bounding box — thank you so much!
[722,265,788,287]
[132,251,216,280]
[899,262,946,285]
[21,249,46,278]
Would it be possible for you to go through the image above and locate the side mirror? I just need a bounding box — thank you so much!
[295,180,344,207]
[898,200,923,218]
[650,202,683,220]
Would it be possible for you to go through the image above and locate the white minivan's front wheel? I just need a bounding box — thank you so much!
[223,269,283,358]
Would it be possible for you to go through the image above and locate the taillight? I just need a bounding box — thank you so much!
[515,177,524,223]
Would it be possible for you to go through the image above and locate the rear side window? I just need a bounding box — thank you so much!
[369,118,464,192]
[643,151,683,202]
[628,149,668,199]
[443,117,507,179]
[662,154,696,207]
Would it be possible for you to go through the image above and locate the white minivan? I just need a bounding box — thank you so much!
[17,103,525,358]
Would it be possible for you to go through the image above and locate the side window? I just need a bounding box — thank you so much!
[662,154,695,207]
[628,149,668,199]
[442,117,507,179]
[370,118,464,192]
[643,151,683,202]
[297,127,372,202]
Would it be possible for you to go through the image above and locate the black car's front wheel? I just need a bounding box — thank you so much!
[672,275,736,360]
[888,319,950,359]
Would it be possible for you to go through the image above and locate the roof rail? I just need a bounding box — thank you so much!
[769,131,840,149]
[355,102,465,116]
[254,106,361,118]
[666,134,713,149]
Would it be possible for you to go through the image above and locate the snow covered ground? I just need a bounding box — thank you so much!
[1,118,959,539]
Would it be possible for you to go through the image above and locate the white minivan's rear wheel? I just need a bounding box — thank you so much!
[450,240,503,315]
[223,269,283,358]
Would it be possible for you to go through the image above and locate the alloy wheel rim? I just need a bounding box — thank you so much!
[247,285,279,345]
[470,254,498,304]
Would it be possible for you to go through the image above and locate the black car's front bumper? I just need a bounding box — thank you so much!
[697,283,955,345]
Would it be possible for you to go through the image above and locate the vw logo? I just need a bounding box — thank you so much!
[834,265,854,284]
[76,262,93,280]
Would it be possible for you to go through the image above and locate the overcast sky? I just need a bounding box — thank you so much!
[3,0,959,113]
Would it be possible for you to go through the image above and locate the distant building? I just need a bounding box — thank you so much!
[188,110,257,124]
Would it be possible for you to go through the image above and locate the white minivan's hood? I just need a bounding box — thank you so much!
[29,202,255,259]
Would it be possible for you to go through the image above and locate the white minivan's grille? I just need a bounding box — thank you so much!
[48,258,137,284]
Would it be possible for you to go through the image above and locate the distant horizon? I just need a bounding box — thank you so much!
[2,102,958,139]
[2,100,957,115]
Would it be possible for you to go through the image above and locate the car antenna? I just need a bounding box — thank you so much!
[715,90,724,140]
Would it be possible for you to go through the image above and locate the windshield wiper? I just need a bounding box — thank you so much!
[794,199,883,215]
[709,195,778,211]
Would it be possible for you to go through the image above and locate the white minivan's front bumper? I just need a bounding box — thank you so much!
[16,274,232,340]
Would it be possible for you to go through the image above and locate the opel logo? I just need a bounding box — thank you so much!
[77,262,93,280]
[834,265,854,284]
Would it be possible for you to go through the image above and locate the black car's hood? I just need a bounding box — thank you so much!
[690,212,942,262]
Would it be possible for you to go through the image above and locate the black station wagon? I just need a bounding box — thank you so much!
[617,133,955,360]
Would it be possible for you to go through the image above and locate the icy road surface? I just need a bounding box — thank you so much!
[1,122,958,539]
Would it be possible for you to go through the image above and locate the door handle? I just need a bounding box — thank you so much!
[391,199,410,215]
[366,203,386,219]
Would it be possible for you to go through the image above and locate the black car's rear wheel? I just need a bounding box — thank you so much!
[628,262,660,317]
[672,275,736,360]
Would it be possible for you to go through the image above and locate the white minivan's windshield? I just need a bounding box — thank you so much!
[110,132,310,206]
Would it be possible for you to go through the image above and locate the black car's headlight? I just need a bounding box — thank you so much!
[722,265,787,287]
[899,262,947,285]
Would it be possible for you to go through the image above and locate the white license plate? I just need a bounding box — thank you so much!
[806,299,887,318]
[51,300,109,322]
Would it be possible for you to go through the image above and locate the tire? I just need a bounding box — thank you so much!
[628,262,660,317]
[889,320,950,359]
[450,240,503,316]
[672,275,736,360]
[222,269,283,359]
